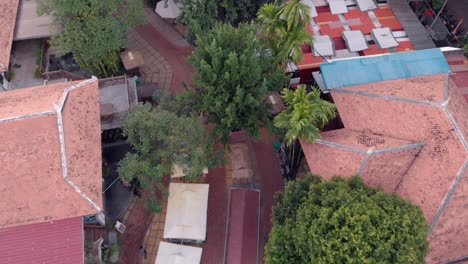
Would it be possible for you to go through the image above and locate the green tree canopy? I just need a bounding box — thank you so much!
[189,23,288,144]
[38,0,145,77]
[266,175,428,264]
[274,85,336,146]
[178,0,272,42]
[118,103,219,211]
[257,0,313,62]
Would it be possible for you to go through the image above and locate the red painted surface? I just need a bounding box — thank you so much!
[250,128,284,264]
[225,189,260,264]
[0,217,83,264]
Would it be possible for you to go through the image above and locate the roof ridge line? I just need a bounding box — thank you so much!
[315,139,367,154]
[428,157,468,235]
[372,141,425,154]
[357,150,373,175]
[334,88,445,107]
[55,77,101,212]
[441,100,468,152]
[0,110,55,123]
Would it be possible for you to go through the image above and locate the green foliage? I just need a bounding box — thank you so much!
[4,68,14,82]
[274,85,336,146]
[189,23,289,144]
[118,103,219,210]
[432,0,445,10]
[178,0,272,42]
[34,67,42,79]
[265,175,429,264]
[257,0,313,63]
[37,0,145,77]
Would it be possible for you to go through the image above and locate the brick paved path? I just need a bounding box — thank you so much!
[119,8,284,264]
[127,30,173,95]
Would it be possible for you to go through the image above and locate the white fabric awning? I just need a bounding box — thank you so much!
[164,183,209,241]
[155,242,203,264]
[328,0,348,14]
[355,0,377,11]
[371,28,399,49]
[155,0,182,19]
[342,30,369,52]
[313,35,335,56]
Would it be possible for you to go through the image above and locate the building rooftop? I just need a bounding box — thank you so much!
[0,78,102,228]
[0,217,84,263]
[14,0,54,41]
[0,0,19,71]
[301,50,468,263]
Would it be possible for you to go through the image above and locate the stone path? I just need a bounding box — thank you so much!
[126,30,173,95]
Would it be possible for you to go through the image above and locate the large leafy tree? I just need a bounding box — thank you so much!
[178,0,272,42]
[274,85,336,179]
[266,175,429,264]
[38,0,145,77]
[258,0,313,63]
[118,103,218,212]
[189,23,288,144]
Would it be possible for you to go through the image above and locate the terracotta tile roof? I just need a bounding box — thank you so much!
[301,73,468,263]
[0,78,102,228]
[0,217,84,263]
[0,0,19,71]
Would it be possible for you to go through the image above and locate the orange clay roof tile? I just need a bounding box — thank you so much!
[301,73,468,263]
[0,78,102,228]
[0,0,19,71]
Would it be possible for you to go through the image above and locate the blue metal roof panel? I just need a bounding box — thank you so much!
[320,48,450,89]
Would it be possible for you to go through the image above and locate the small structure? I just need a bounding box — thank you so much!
[120,49,144,71]
[99,75,138,130]
[164,183,209,242]
[266,91,285,115]
[155,242,203,264]
[224,189,260,264]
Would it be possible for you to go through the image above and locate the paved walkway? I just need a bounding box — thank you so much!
[135,8,194,95]
[119,9,284,264]
[118,197,153,264]
[127,30,172,95]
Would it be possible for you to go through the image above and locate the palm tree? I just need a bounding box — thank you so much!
[257,3,286,39]
[257,1,313,63]
[280,0,311,31]
[274,85,336,179]
[278,23,312,63]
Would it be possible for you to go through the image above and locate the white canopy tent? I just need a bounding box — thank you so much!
[155,0,182,19]
[328,0,348,14]
[155,242,202,264]
[313,35,335,57]
[342,30,369,52]
[371,28,400,49]
[355,0,377,12]
[164,183,209,242]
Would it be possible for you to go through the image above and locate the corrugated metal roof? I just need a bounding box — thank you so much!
[0,217,84,263]
[321,48,450,89]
